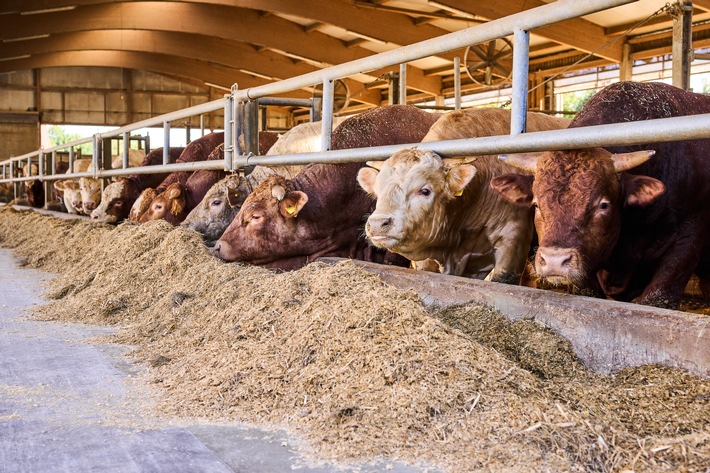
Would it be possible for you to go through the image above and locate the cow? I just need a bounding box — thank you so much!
[490,81,710,308]
[211,104,441,269]
[129,132,224,222]
[53,179,83,214]
[356,108,570,283]
[89,147,185,223]
[180,119,346,242]
[79,177,102,214]
[20,162,44,208]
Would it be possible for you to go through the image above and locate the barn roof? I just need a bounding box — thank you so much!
[0,0,707,110]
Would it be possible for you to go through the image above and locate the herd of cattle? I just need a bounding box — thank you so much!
[10,81,710,310]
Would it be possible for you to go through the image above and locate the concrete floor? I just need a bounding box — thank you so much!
[0,248,429,473]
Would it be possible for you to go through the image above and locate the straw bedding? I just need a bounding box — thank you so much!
[0,206,708,472]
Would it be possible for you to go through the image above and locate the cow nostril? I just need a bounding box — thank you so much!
[381,217,393,228]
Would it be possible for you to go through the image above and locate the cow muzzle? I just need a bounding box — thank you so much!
[365,214,400,247]
[535,246,581,285]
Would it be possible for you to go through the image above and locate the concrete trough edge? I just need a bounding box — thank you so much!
[318,257,710,379]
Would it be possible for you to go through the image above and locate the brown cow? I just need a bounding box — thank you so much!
[90,147,184,223]
[491,81,710,308]
[181,119,345,242]
[211,105,441,269]
[357,108,570,283]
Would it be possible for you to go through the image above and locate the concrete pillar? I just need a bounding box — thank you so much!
[672,1,693,90]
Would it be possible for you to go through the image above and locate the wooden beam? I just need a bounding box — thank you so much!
[0,2,442,95]
[0,30,383,106]
[430,0,623,62]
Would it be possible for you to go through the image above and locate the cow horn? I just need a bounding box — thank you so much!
[272,184,286,201]
[498,154,539,172]
[611,150,656,172]
[365,160,385,171]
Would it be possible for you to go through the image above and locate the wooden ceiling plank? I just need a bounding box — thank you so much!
[431,0,623,63]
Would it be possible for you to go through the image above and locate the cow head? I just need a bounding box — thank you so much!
[79,177,102,214]
[53,179,83,214]
[357,148,476,261]
[490,148,664,291]
[91,178,139,223]
[129,188,158,222]
[212,175,308,263]
[181,174,251,243]
[139,182,188,225]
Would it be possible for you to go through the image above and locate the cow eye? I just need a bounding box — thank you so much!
[419,187,432,197]
[211,199,222,207]
[598,200,610,211]
[155,204,163,210]
[114,200,123,207]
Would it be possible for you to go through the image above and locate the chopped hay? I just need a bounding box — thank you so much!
[0,206,708,472]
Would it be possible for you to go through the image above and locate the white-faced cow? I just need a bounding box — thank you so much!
[491,81,710,308]
[211,105,442,269]
[90,147,184,223]
[181,119,345,242]
[53,179,83,214]
[357,108,570,284]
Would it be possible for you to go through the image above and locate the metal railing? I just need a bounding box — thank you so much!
[8,0,706,205]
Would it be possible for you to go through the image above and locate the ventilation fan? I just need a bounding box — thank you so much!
[464,38,514,87]
[312,79,350,113]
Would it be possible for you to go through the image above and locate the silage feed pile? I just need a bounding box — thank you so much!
[0,207,708,472]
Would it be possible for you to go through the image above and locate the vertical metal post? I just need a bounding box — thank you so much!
[200,114,205,137]
[69,147,74,174]
[511,28,530,135]
[224,94,234,172]
[51,150,56,176]
[454,57,462,110]
[122,131,129,169]
[399,63,407,105]
[186,123,192,145]
[234,100,245,169]
[244,100,259,155]
[92,135,99,178]
[320,79,334,151]
[163,121,170,165]
[672,1,693,90]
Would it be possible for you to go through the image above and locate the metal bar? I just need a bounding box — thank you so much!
[511,28,530,135]
[454,57,461,110]
[232,100,244,170]
[122,132,129,169]
[399,63,407,105]
[91,135,99,178]
[68,147,74,174]
[223,94,234,172]
[162,121,170,165]
[232,0,635,103]
[257,97,315,107]
[320,79,334,152]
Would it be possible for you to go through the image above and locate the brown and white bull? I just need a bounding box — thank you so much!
[128,132,224,222]
[490,81,710,308]
[180,119,345,242]
[357,108,570,283]
[211,105,441,269]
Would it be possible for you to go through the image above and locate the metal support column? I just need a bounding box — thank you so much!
[162,121,170,165]
[672,1,693,90]
[224,94,234,172]
[320,79,334,152]
[122,132,129,169]
[454,57,461,110]
[511,28,530,135]
[399,63,407,105]
[243,100,259,155]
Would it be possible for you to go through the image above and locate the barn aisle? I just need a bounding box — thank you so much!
[0,248,421,473]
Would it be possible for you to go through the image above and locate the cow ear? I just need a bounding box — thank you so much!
[446,164,476,197]
[226,188,241,207]
[357,167,379,194]
[166,185,183,200]
[54,180,66,191]
[279,191,308,218]
[621,174,665,206]
[171,198,185,216]
[490,174,534,205]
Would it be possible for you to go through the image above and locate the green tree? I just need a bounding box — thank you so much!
[47,125,93,155]
[559,89,596,118]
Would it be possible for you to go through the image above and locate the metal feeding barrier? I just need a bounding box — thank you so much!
[5,0,706,197]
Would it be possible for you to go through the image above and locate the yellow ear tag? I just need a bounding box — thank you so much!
[454,190,463,197]
[286,205,297,215]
